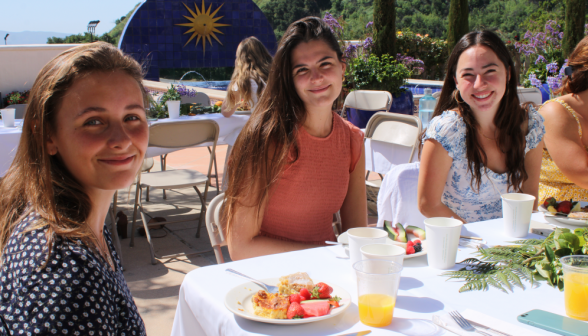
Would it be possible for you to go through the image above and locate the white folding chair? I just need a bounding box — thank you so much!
[205,192,227,264]
[517,87,542,106]
[341,90,393,120]
[130,119,219,264]
[181,92,211,106]
[363,112,422,214]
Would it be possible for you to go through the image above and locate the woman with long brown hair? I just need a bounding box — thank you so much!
[223,17,367,260]
[418,31,544,223]
[538,36,588,203]
[0,42,147,334]
[221,36,273,117]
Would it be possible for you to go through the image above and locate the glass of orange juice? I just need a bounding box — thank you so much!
[561,255,588,321]
[353,259,403,327]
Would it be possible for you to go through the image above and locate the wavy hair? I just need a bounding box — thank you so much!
[223,17,344,232]
[432,31,528,192]
[224,37,273,111]
[0,42,148,262]
[556,36,588,95]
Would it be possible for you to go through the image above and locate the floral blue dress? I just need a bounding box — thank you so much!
[423,109,545,223]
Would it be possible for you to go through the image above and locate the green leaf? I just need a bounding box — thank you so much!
[545,245,555,263]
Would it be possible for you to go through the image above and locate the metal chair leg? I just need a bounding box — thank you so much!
[138,196,157,265]
[130,182,141,248]
[193,186,207,238]
[109,191,123,264]
[161,154,167,200]
[208,146,219,190]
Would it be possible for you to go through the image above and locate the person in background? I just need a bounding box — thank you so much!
[418,31,544,223]
[221,36,273,117]
[0,42,147,335]
[223,17,367,260]
[538,36,588,203]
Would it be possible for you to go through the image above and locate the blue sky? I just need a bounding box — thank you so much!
[1,0,144,35]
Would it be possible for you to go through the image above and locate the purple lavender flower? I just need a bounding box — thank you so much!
[535,55,546,64]
[546,61,559,74]
[366,22,373,29]
[547,76,561,91]
[559,32,564,40]
[528,73,543,89]
[323,12,343,37]
[363,37,373,51]
[344,44,357,60]
[176,84,197,97]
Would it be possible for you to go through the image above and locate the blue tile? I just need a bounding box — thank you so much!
[253,11,261,19]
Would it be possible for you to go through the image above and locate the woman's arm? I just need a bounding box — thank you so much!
[540,102,588,188]
[418,139,465,222]
[340,143,368,231]
[521,141,544,209]
[221,98,238,118]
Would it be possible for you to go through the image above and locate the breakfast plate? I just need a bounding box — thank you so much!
[539,201,588,227]
[225,277,351,324]
[337,231,427,259]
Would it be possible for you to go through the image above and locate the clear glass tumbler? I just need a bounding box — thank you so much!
[353,259,403,327]
[561,255,588,320]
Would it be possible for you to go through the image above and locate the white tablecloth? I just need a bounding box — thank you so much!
[0,120,23,177]
[171,213,577,336]
[0,115,249,176]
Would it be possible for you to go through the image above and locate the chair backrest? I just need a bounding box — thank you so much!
[148,119,219,149]
[343,90,393,112]
[206,192,226,264]
[517,87,542,106]
[432,91,441,99]
[364,112,422,173]
[181,92,211,106]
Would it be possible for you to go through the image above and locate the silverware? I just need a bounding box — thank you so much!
[460,235,483,241]
[467,319,513,336]
[449,311,492,336]
[225,269,280,294]
[336,331,371,336]
[325,241,343,245]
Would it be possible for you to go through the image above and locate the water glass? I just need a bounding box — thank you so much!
[347,228,388,266]
[361,243,406,267]
[353,259,402,327]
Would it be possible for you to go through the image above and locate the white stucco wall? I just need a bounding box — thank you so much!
[0,44,82,100]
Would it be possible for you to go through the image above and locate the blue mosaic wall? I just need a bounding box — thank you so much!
[119,0,277,81]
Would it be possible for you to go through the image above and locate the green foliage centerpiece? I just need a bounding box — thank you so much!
[346,54,411,97]
[443,227,588,293]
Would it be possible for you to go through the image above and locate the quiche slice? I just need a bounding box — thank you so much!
[251,290,290,319]
[278,272,314,295]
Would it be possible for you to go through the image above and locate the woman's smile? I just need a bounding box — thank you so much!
[309,84,331,94]
[98,154,136,166]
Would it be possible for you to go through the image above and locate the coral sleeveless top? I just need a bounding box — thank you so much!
[539,99,588,203]
[260,112,364,245]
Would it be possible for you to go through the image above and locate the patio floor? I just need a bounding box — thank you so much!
[113,144,379,335]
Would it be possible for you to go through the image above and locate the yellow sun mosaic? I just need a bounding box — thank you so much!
[176,0,231,54]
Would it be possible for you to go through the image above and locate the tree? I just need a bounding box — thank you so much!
[372,0,396,57]
[446,0,469,53]
[261,0,323,40]
[563,0,586,57]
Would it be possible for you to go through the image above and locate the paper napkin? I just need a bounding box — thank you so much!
[433,309,542,336]
[326,245,349,259]
[458,238,486,249]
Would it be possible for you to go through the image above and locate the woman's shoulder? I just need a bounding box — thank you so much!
[524,105,546,153]
[423,110,466,158]
[337,112,364,140]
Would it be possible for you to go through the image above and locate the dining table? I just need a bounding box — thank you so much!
[170,213,584,336]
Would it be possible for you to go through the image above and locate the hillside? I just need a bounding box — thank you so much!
[108,2,142,46]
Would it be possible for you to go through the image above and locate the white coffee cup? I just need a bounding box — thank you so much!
[501,193,535,238]
[347,228,388,266]
[166,100,181,119]
[361,243,406,267]
[1,108,15,127]
[424,217,463,269]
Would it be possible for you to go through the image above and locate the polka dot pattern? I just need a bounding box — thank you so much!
[0,211,146,335]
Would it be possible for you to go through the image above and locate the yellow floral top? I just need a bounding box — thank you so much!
[539,99,588,203]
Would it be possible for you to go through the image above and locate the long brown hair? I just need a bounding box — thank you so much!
[223,17,344,231]
[224,37,273,111]
[432,31,528,192]
[557,36,588,95]
[0,42,148,261]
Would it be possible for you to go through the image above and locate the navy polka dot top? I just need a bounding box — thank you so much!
[0,211,146,335]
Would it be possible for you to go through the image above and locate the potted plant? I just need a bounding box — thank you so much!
[161,85,182,119]
[2,90,29,119]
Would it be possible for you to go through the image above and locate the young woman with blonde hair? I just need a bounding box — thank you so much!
[223,17,367,260]
[0,42,147,334]
[221,36,273,117]
[418,31,544,223]
[539,36,588,203]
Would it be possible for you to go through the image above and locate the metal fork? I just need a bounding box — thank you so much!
[449,311,492,336]
[225,269,280,294]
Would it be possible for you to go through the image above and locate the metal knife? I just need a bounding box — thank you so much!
[337,331,371,336]
[466,319,513,336]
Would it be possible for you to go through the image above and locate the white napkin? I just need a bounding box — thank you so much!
[326,244,349,259]
[459,238,487,249]
[433,309,542,336]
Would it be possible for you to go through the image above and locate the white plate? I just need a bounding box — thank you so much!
[225,278,351,324]
[337,232,427,259]
[539,201,588,227]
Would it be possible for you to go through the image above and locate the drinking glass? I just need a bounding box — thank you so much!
[353,259,402,327]
[561,255,588,320]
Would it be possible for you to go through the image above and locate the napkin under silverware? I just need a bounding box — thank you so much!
[433,309,542,336]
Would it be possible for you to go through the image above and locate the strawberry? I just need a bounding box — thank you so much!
[558,201,572,214]
[311,282,333,299]
[406,246,415,255]
[406,241,414,247]
[328,295,342,308]
[287,302,305,319]
[289,293,301,304]
[543,197,557,208]
[299,288,311,301]
[413,239,421,245]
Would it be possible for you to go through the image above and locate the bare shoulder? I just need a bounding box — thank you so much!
[539,96,575,123]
